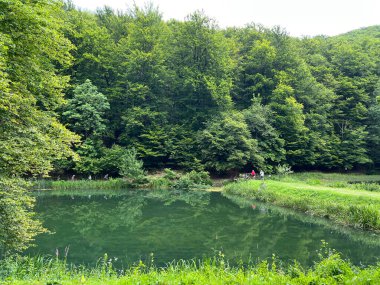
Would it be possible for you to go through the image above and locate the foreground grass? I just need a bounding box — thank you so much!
[1,251,380,285]
[223,179,380,231]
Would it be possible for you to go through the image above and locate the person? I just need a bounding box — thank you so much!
[104,174,109,180]
[251,169,256,178]
[260,170,264,180]
[88,175,92,180]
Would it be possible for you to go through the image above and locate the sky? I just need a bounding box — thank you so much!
[72,0,380,37]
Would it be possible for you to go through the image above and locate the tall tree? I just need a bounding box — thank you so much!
[63,79,110,139]
[0,0,78,253]
[243,98,285,170]
[197,112,262,173]
[167,11,236,128]
[0,0,78,176]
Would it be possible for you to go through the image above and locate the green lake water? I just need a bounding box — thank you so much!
[26,189,380,267]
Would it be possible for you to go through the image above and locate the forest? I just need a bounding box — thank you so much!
[1,0,380,180]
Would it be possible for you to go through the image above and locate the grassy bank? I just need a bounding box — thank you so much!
[223,193,380,248]
[34,179,133,190]
[223,179,380,231]
[1,250,380,285]
[33,170,213,191]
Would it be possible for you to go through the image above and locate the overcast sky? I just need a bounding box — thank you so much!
[72,0,380,37]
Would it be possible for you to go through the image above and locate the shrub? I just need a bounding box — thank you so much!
[119,148,147,186]
[275,164,294,176]
[150,170,212,191]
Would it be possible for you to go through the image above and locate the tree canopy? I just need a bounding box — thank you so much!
[1,1,380,176]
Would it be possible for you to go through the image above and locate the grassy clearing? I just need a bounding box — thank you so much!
[278,172,380,183]
[1,249,380,285]
[273,172,380,193]
[223,179,380,231]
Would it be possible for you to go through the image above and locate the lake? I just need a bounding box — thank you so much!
[26,189,380,268]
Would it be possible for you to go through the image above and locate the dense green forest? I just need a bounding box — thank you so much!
[1,0,380,179]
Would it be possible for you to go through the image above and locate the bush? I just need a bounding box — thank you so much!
[149,177,171,190]
[275,164,294,176]
[187,170,213,186]
[163,168,180,181]
[172,171,212,191]
[347,205,380,230]
[119,148,147,186]
[149,170,212,191]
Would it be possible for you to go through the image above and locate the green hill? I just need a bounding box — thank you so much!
[335,25,380,39]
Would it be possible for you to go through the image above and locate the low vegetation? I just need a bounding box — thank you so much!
[274,172,380,184]
[224,177,380,231]
[148,169,212,190]
[34,179,131,191]
[33,169,212,191]
[1,247,380,285]
[272,172,380,192]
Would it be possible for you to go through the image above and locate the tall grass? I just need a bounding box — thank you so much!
[33,179,133,190]
[1,249,380,285]
[33,170,212,191]
[349,182,380,192]
[224,180,380,231]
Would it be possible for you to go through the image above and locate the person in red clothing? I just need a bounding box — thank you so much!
[251,169,256,178]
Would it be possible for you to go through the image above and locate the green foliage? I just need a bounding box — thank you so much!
[367,87,380,166]
[243,98,285,170]
[198,112,262,172]
[43,179,132,190]
[171,171,212,190]
[2,253,380,284]
[0,0,81,256]
[99,145,129,176]
[148,169,212,190]
[275,164,294,176]
[350,182,380,192]
[0,0,79,176]
[167,11,236,128]
[0,178,45,255]
[50,5,380,173]
[73,138,103,175]
[119,148,147,186]
[63,79,110,138]
[3,1,380,177]
[162,168,179,180]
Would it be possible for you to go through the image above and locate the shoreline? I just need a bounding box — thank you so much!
[224,179,380,232]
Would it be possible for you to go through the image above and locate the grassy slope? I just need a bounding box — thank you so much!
[223,179,380,231]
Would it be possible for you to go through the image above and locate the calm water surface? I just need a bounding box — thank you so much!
[26,189,380,267]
